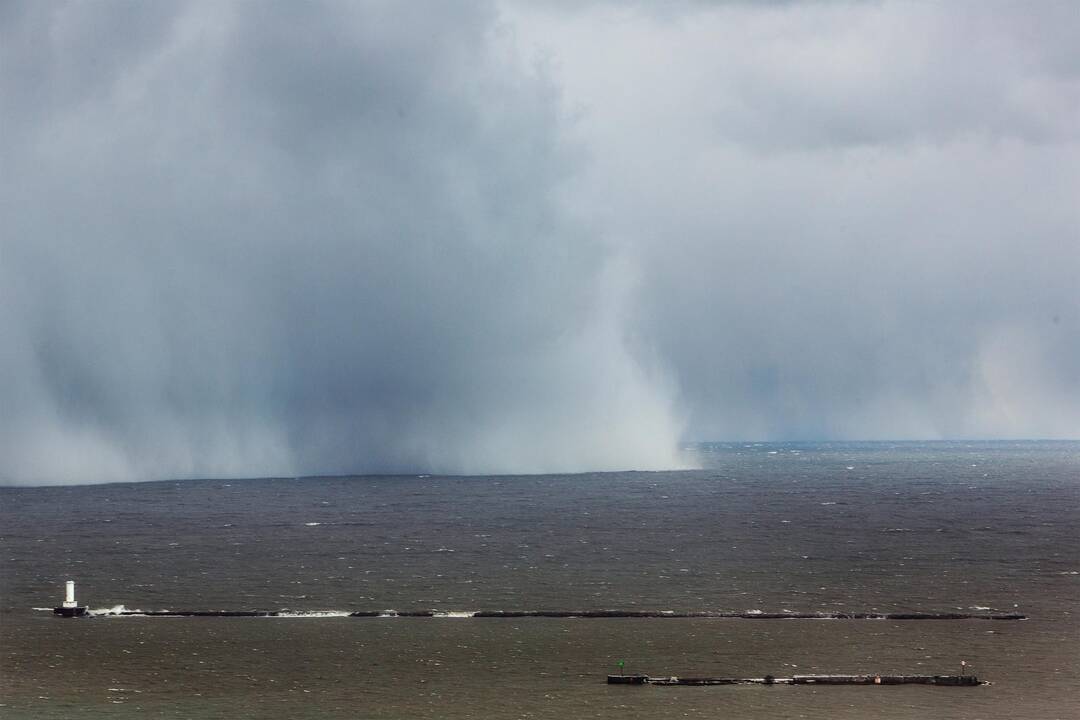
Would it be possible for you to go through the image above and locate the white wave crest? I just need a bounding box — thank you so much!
[272,611,350,618]
[90,605,133,615]
[433,611,476,618]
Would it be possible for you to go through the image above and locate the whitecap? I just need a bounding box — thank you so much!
[272,611,350,618]
[91,605,133,615]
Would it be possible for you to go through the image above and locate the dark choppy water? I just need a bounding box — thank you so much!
[2,441,1078,718]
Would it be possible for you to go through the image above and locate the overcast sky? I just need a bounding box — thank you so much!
[2,1,1078,485]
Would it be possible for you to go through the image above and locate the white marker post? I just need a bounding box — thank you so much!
[54,580,87,617]
[63,580,77,608]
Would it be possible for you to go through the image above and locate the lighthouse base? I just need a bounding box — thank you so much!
[53,606,88,618]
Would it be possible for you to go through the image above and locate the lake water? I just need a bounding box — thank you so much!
[2,441,1078,718]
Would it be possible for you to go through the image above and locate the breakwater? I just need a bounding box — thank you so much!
[77,608,1027,620]
[608,674,983,686]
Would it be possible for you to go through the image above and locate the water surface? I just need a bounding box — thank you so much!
[2,441,1077,718]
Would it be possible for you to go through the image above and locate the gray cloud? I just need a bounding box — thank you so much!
[0,1,681,484]
[508,0,1080,440]
[2,1,1078,485]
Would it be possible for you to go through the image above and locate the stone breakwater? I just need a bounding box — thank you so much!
[69,608,1027,620]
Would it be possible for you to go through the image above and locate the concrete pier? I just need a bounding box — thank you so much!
[65,607,1026,620]
[608,674,983,686]
[471,610,1025,620]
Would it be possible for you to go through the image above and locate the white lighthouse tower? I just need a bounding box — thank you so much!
[53,580,88,617]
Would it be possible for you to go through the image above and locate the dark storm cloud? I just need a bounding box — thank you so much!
[0,1,681,484]
[3,1,1078,485]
